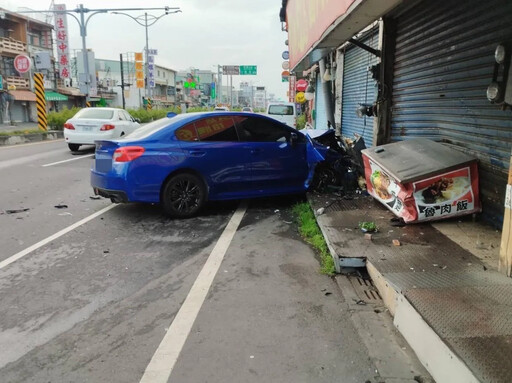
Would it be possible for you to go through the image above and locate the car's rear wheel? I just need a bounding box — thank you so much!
[162,173,206,218]
[68,143,80,151]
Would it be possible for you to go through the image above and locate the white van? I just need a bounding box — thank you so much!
[266,102,297,128]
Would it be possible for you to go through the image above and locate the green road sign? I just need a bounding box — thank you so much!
[240,65,257,75]
[0,75,3,90]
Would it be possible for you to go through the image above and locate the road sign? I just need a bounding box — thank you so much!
[222,65,239,75]
[0,75,3,90]
[282,51,289,60]
[14,55,32,73]
[148,49,158,55]
[240,65,257,75]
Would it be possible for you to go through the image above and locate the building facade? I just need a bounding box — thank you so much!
[283,0,512,226]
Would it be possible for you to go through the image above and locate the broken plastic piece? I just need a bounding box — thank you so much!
[54,204,68,209]
[5,208,30,214]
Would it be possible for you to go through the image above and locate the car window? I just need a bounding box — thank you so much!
[234,116,291,142]
[268,105,294,115]
[122,111,131,121]
[194,116,239,141]
[176,122,199,141]
[118,111,127,121]
[75,109,114,119]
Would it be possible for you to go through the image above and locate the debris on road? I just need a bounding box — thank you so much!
[5,208,30,214]
[359,221,377,233]
[316,207,325,216]
[392,239,401,246]
[54,204,68,209]
[364,233,373,240]
[89,195,101,200]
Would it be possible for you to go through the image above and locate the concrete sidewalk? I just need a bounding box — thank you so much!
[309,192,510,383]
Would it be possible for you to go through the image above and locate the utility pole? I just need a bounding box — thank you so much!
[119,53,126,109]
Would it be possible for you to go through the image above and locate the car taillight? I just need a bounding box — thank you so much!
[100,124,115,131]
[113,146,145,162]
[64,123,75,130]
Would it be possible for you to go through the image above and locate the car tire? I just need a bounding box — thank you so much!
[162,173,206,218]
[68,143,80,151]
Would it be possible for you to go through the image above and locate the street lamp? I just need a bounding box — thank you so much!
[113,9,181,99]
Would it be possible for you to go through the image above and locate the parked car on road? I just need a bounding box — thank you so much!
[91,112,339,217]
[242,107,254,113]
[266,102,297,128]
[213,106,229,111]
[64,107,140,152]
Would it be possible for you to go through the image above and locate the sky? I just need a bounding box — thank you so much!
[0,0,290,100]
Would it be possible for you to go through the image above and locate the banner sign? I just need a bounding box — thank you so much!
[54,4,71,78]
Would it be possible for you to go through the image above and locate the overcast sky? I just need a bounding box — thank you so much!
[0,0,290,99]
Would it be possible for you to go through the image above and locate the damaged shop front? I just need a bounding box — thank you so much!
[283,0,512,228]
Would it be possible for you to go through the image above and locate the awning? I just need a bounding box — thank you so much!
[286,0,403,73]
[9,90,36,102]
[45,91,68,101]
[57,87,85,97]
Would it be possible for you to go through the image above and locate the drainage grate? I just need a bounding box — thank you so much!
[350,276,382,302]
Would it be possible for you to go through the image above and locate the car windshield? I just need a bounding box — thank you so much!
[268,105,293,115]
[75,109,115,119]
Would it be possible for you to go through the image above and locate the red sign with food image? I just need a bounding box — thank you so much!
[363,158,480,223]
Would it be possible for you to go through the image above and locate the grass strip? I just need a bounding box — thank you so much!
[0,129,45,136]
[292,202,336,275]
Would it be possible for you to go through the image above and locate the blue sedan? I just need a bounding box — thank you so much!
[91,112,337,217]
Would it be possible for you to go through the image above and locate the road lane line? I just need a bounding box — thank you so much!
[42,154,94,167]
[139,202,247,383]
[0,204,117,270]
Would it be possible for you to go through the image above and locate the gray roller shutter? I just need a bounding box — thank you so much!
[341,29,379,147]
[315,75,327,129]
[391,0,512,224]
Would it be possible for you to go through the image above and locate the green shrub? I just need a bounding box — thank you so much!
[47,106,80,130]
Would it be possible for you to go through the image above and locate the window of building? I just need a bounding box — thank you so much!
[158,70,160,77]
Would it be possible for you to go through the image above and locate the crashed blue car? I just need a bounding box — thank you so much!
[91,111,340,217]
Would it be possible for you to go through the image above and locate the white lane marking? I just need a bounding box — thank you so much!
[42,154,94,167]
[139,203,247,383]
[0,149,65,170]
[0,204,117,271]
[0,139,64,150]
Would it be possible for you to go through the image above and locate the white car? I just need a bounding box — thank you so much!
[213,106,230,111]
[242,107,254,113]
[63,107,141,151]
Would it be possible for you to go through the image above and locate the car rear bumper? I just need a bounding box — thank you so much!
[64,130,117,145]
[93,186,128,203]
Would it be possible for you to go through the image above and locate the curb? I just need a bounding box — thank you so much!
[0,131,64,146]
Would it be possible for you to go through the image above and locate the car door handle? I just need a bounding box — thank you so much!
[188,150,206,157]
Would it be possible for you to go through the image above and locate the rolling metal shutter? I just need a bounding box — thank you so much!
[391,0,512,224]
[341,29,379,147]
[315,75,327,129]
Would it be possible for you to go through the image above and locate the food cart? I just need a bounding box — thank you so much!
[361,138,481,223]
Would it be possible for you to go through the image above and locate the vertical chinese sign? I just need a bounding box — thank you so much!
[288,75,296,103]
[135,52,144,88]
[54,4,70,81]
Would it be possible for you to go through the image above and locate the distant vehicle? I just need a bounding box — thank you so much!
[266,102,297,128]
[213,106,229,111]
[91,111,339,217]
[64,107,140,152]
[242,107,254,113]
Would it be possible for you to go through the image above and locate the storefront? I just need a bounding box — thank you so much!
[45,91,68,112]
[388,0,512,223]
[341,28,380,147]
[8,90,36,123]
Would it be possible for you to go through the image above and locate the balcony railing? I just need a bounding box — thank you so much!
[0,37,27,55]
[6,76,30,89]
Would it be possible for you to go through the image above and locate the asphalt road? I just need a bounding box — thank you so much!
[0,140,426,383]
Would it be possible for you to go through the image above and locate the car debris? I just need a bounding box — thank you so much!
[54,204,68,209]
[5,208,30,214]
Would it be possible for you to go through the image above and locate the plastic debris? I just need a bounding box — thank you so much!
[316,207,325,215]
[89,195,101,200]
[58,212,72,216]
[54,204,68,209]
